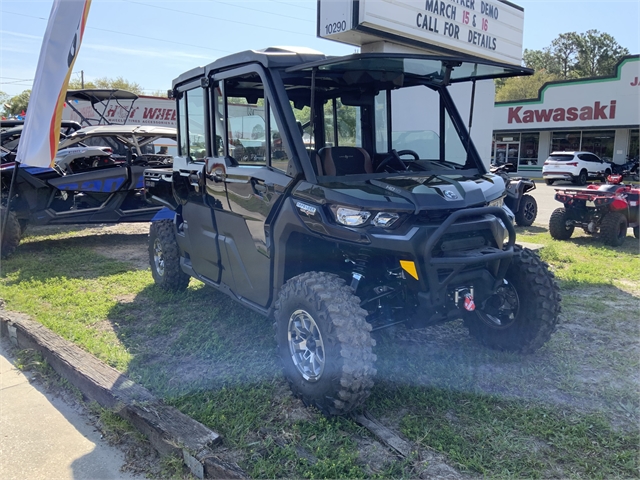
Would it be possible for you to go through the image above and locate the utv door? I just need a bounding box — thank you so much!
[205,69,297,307]
[174,84,222,283]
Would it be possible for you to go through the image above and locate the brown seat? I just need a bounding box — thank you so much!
[318,147,373,176]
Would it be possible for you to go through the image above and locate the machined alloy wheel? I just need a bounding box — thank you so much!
[274,271,376,416]
[153,237,166,277]
[288,309,325,382]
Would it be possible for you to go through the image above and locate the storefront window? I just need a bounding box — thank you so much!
[629,129,639,160]
[519,133,539,166]
[492,132,519,167]
[581,130,615,161]
[551,131,581,152]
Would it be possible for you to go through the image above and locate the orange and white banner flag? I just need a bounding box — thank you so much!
[16,0,92,168]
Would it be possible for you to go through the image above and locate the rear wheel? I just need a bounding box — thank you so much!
[544,179,554,186]
[274,272,376,416]
[464,246,561,353]
[549,208,575,240]
[0,207,21,259]
[600,212,628,246]
[148,220,190,291]
[634,225,639,239]
[515,194,537,227]
[574,170,588,185]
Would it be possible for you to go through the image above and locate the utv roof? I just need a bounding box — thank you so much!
[58,125,176,148]
[286,53,533,85]
[66,89,139,103]
[173,47,531,88]
[173,47,327,87]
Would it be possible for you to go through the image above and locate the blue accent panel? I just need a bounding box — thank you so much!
[24,166,55,174]
[152,207,175,221]
[135,176,145,188]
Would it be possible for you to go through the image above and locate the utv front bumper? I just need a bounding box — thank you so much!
[417,206,515,309]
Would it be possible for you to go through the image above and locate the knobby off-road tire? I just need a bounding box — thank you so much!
[274,271,376,416]
[0,207,21,259]
[464,246,561,353]
[515,194,537,227]
[600,211,628,247]
[549,207,575,240]
[148,220,190,291]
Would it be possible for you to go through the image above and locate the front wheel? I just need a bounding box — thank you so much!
[464,246,561,353]
[148,220,190,291]
[0,207,22,259]
[515,194,537,227]
[274,272,376,416]
[600,212,628,246]
[549,208,575,240]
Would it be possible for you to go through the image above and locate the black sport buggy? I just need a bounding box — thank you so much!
[1,124,176,258]
[144,47,561,416]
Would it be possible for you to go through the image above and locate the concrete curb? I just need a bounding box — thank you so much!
[0,310,246,479]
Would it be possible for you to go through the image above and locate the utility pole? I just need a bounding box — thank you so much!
[81,70,84,89]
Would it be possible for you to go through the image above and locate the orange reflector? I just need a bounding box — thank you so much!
[400,260,419,280]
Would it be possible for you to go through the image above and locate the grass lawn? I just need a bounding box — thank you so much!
[1,225,638,478]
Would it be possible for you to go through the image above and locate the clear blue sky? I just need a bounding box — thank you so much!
[1,0,639,97]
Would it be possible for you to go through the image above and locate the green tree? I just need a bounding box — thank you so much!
[575,29,630,77]
[522,48,559,74]
[495,70,560,102]
[550,32,580,78]
[67,75,144,94]
[3,90,31,116]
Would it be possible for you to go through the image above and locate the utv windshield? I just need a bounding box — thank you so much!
[280,54,528,180]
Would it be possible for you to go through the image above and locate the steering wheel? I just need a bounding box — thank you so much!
[396,149,420,161]
[376,149,415,173]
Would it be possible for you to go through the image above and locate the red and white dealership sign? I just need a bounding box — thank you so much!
[63,95,177,128]
[494,57,640,129]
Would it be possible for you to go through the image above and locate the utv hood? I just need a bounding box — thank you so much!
[316,173,506,213]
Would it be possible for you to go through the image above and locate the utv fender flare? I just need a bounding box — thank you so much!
[151,207,176,222]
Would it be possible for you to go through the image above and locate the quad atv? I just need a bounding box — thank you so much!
[490,163,538,226]
[145,47,561,416]
[549,174,640,246]
[0,124,176,258]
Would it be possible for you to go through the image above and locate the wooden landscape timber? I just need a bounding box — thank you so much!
[0,309,246,479]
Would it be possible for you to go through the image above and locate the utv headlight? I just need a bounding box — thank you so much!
[335,207,371,226]
[488,197,504,208]
[372,212,400,228]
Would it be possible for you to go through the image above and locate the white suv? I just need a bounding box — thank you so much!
[542,151,611,185]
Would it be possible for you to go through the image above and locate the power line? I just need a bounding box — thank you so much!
[209,0,313,22]
[271,0,316,11]
[122,0,312,37]
[0,79,34,85]
[2,11,234,54]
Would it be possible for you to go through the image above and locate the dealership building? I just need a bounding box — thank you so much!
[492,55,640,174]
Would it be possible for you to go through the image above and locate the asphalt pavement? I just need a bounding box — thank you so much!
[0,338,139,480]
[527,180,562,227]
